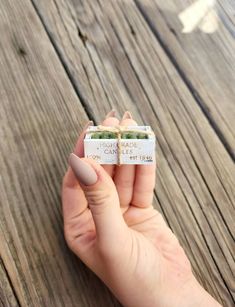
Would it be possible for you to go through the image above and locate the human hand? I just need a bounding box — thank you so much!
[62,111,221,307]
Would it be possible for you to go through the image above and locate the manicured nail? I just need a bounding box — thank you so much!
[80,120,94,139]
[82,120,94,132]
[105,109,116,118]
[122,111,132,120]
[69,153,98,186]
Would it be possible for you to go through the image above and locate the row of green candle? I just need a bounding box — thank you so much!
[91,132,149,139]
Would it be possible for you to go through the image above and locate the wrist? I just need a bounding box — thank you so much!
[177,276,222,307]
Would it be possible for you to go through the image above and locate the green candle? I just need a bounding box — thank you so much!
[91,131,149,139]
[137,133,148,139]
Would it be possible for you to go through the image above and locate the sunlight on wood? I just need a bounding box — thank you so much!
[178,0,219,33]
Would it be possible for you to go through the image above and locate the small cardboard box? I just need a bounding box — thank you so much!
[84,126,156,165]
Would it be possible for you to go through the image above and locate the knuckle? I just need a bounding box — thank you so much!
[116,177,133,189]
[86,189,112,207]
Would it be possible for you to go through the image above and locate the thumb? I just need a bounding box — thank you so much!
[68,153,127,243]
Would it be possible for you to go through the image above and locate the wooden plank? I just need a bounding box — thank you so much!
[135,0,235,160]
[0,258,19,307]
[31,0,235,306]
[0,0,121,306]
[218,0,235,32]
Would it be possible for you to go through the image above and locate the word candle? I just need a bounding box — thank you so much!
[84,125,156,165]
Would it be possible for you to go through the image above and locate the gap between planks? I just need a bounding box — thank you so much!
[134,0,235,162]
[0,256,20,307]
[14,0,235,306]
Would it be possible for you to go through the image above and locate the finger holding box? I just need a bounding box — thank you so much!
[131,161,156,208]
[100,110,120,178]
[113,111,137,211]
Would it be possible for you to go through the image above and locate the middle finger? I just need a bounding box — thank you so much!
[113,111,137,212]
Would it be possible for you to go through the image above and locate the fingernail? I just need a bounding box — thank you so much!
[105,109,116,118]
[80,120,94,139]
[69,153,98,186]
[82,120,94,132]
[122,111,132,120]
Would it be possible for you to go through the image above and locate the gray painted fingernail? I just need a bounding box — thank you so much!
[122,111,132,120]
[105,109,116,118]
[83,120,94,132]
[68,153,98,186]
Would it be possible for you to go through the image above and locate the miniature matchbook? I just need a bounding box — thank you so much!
[84,125,156,165]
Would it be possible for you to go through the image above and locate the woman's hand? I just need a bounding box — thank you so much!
[62,111,221,307]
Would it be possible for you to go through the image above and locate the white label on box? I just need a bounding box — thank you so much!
[84,126,156,165]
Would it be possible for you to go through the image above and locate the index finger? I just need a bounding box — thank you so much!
[100,110,120,177]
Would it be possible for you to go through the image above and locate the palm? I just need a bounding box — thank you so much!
[124,204,192,299]
[71,171,190,278]
[125,205,191,268]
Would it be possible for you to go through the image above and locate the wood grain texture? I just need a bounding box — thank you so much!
[1,0,234,306]
[30,0,234,306]
[218,0,235,32]
[0,0,121,306]
[0,258,19,307]
[135,0,235,160]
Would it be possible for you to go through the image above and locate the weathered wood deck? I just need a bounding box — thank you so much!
[0,0,234,306]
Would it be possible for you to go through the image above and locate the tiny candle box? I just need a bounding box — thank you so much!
[84,126,156,165]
